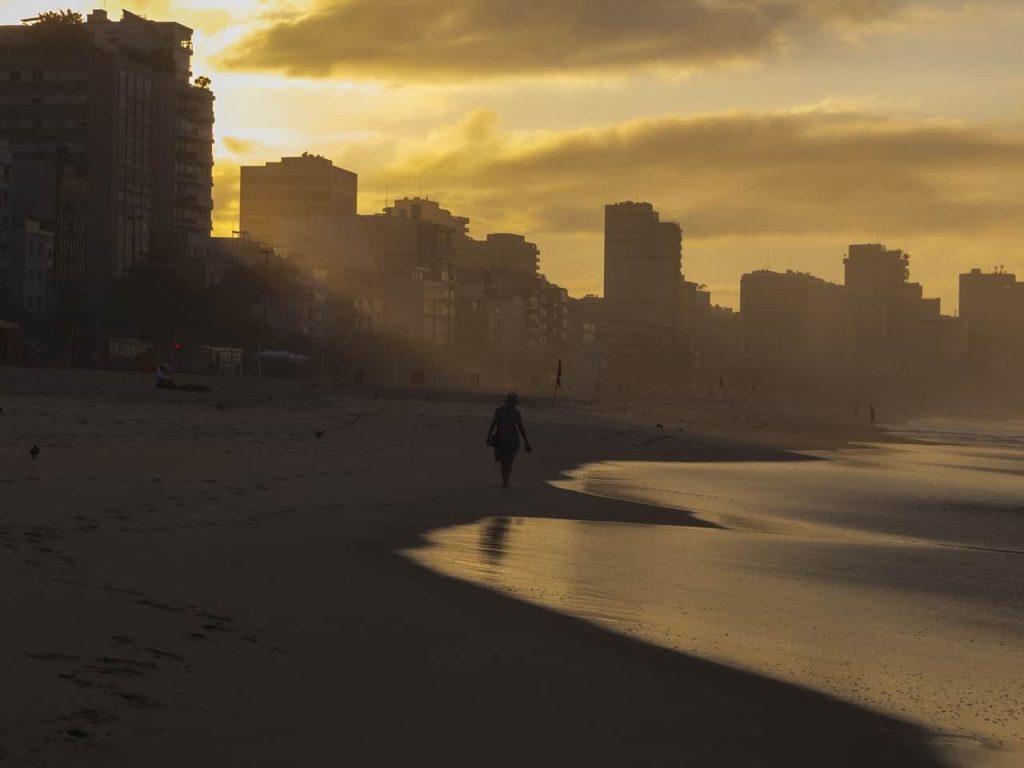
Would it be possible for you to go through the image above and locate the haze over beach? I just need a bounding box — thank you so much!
[1,1,1023,767]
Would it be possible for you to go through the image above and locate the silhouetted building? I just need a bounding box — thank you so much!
[564,294,605,397]
[740,270,854,385]
[488,290,527,352]
[53,171,88,296]
[362,265,456,352]
[959,268,1024,385]
[703,304,740,384]
[9,218,53,314]
[0,9,214,303]
[844,244,909,299]
[604,202,682,336]
[376,197,459,273]
[384,197,492,278]
[483,233,540,280]
[387,197,467,235]
[240,154,357,249]
[601,202,685,394]
[334,201,459,351]
[530,278,568,350]
[842,243,942,378]
[679,279,712,375]
[960,268,1017,329]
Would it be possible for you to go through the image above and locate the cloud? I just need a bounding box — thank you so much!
[221,0,907,80]
[209,106,1024,301]
[363,108,1024,243]
[221,136,257,156]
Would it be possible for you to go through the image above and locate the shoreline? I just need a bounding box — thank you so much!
[0,367,956,767]
[410,436,1023,768]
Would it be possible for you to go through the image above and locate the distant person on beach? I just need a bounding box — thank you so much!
[155,363,177,389]
[486,393,532,489]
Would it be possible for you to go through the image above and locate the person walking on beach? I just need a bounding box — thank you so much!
[486,393,532,488]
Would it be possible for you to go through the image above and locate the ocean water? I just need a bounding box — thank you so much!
[407,420,1024,766]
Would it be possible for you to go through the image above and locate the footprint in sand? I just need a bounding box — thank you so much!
[146,647,186,662]
[57,672,94,689]
[133,598,179,614]
[27,653,81,662]
[113,690,160,709]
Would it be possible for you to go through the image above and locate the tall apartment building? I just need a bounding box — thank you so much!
[740,269,853,381]
[959,268,1024,383]
[240,154,357,249]
[844,243,910,300]
[599,202,685,394]
[604,202,681,332]
[0,9,214,303]
[386,197,467,235]
[482,233,540,281]
[843,243,940,371]
[10,219,53,314]
[960,268,1018,330]
[844,243,939,320]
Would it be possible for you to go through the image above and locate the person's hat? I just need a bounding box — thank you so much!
[505,392,520,404]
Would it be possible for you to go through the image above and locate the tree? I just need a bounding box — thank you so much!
[25,9,87,48]
[28,9,83,25]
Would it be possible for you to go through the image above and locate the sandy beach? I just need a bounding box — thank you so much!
[0,367,986,766]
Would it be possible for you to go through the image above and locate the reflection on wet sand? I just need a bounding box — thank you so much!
[408,437,1024,768]
[479,517,511,565]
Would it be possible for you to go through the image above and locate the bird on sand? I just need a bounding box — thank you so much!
[314,430,326,439]
[30,445,40,460]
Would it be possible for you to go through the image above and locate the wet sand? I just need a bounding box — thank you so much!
[413,444,1024,765]
[0,367,959,766]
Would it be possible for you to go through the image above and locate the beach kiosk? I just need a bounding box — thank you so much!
[252,350,312,378]
[190,345,244,375]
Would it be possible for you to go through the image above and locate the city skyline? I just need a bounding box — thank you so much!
[3,1,1024,308]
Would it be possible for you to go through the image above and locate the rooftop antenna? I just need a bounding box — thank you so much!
[384,184,388,212]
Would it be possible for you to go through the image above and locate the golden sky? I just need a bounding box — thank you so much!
[6,0,1024,308]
